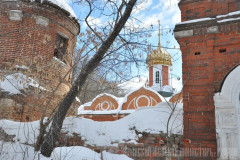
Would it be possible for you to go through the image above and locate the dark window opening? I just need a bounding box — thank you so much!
[54,34,68,63]
[156,71,160,84]
[195,52,201,55]
[219,48,226,53]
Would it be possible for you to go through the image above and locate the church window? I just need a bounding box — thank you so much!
[54,33,68,63]
[156,71,160,83]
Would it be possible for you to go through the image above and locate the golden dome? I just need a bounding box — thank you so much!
[146,20,172,66]
[146,47,172,66]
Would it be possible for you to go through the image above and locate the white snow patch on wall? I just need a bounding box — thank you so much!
[176,11,240,25]
[217,17,240,23]
[217,11,240,18]
[0,73,45,94]
[177,18,214,25]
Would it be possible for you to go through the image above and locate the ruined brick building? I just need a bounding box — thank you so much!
[174,0,240,159]
[0,0,80,121]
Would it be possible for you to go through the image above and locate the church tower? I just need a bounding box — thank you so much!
[146,20,172,92]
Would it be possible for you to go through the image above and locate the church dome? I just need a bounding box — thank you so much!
[146,20,172,66]
[146,47,172,66]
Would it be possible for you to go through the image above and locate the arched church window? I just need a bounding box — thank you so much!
[156,71,160,83]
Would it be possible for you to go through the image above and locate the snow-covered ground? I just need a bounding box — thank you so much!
[0,103,182,159]
[67,103,183,146]
[1,103,182,145]
[0,141,132,160]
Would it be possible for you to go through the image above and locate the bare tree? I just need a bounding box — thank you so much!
[40,0,140,157]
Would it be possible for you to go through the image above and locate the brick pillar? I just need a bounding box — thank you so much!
[162,65,169,86]
[174,0,240,159]
[149,66,153,87]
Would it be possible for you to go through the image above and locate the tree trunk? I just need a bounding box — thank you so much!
[40,0,137,157]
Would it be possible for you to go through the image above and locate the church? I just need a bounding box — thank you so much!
[78,20,182,121]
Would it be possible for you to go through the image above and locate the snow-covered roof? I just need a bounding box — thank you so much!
[121,86,165,105]
[78,86,166,114]
[20,0,78,20]
[118,76,147,93]
[44,0,77,18]
[177,10,240,25]
[78,93,122,113]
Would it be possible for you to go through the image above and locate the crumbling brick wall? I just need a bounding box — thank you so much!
[0,0,80,121]
[58,131,183,160]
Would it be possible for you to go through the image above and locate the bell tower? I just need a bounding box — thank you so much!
[146,20,172,92]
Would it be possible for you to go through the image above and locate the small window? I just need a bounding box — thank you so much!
[219,48,226,53]
[156,71,160,84]
[54,34,68,63]
[195,52,201,55]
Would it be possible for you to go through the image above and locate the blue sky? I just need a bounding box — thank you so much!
[67,0,182,91]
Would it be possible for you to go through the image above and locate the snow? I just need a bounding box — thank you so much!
[78,102,92,111]
[66,103,183,146]
[118,77,147,93]
[161,85,173,93]
[29,0,77,18]
[75,97,81,102]
[216,11,240,18]
[0,73,45,94]
[0,142,132,160]
[177,11,240,25]
[217,17,240,23]
[15,65,29,70]
[0,103,182,159]
[78,86,165,114]
[1,103,182,148]
[120,86,165,108]
[78,93,122,114]
[177,17,214,25]
[47,0,77,18]
[52,57,67,67]
[50,146,133,160]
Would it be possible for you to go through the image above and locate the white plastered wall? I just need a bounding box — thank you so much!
[214,65,240,160]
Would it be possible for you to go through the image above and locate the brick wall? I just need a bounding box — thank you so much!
[0,1,80,121]
[79,114,129,121]
[162,65,169,86]
[88,94,119,111]
[175,0,240,159]
[179,0,240,22]
[79,88,163,121]
[58,131,183,160]
[149,66,153,87]
[122,87,162,110]
[0,88,78,122]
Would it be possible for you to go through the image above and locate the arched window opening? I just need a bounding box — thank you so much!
[54,33,68,63]
[156,71,160,83]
